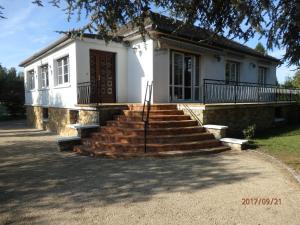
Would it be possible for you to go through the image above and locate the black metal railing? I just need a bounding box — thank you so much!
[77,81,102,104]
[142,81,153,153]
[203,79,300,104]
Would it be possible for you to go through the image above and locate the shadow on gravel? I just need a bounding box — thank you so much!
[0,121,261,220]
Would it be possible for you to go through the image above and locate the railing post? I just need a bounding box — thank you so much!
[234,81,237,104]
[257,86,260,102]
[142,81,149,122]
[142,81,153,154]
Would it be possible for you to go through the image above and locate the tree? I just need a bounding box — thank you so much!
[31,0,300,67]
[282,70,300,88]
[255,42,267,55]
[0,6,4,19]
[292,70,300,88]
[0,64,25,117]
[282,76,294,88]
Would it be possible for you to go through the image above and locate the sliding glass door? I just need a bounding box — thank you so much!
[170,51,200,102]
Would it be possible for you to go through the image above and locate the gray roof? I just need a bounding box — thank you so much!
[118,12,280,63]
[19,34,121,67]
[20,12,280,67]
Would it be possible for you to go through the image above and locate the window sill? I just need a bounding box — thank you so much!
[25,89,36,92]
[38,88,50,91]
[53,84,71,89]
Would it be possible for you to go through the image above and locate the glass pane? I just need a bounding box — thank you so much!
[58,67,62,75]
[174,87,182,100]
[64,65,68,75]
[184,88,191,100]
[195,61,200,85]
[64,74,68,83]
[64,57,69,65]
[58,76,62,85]
[184,56,192,86]
[230,63,236,81]
[57,60,62,67]
[46,73,49,86]
[174,53,183,85]
[194,87,199,100]
[225,63,230,83]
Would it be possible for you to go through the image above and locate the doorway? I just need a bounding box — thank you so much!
[170,51,200,102]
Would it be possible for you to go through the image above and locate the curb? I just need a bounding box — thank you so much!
[252,150,300,184]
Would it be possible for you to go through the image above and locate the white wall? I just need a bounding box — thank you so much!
[75,38,128,102]
[127,38,154,103]
[24,42,77,108]
[150,45,278,102]
[23,36,278,107]
[153,48,169,102]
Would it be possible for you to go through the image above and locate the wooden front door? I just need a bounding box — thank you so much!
[90,50,116,103]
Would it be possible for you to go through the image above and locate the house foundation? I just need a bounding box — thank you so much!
[26,102,300,137]
[179,102,300,137]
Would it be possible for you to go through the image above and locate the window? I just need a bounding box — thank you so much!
[170,51,198,101]
[39,64,49,88]
[258,67,267,85]
[55,56,69,86]
[42,108,49,119]
[27,70,35,90]
[225,61,240,83]
[69,110,79,124]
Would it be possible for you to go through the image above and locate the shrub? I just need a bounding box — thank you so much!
[243,124,256,139]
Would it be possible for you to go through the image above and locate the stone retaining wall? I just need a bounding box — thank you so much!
[26,106,100,136]
[180,103,300,137]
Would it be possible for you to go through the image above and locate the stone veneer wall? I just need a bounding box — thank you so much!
[78,110,99,125]
[26,106,44,129]
[179,103,300,137]
[26,106,101,136]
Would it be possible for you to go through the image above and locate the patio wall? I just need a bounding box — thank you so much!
[179,103,300,137]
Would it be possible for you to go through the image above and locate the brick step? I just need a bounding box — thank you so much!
[85,132,214,145]
[96,126,205,136]
[107,120,198,128]
[92,146,231,158]
[122,110,184,116]
[92,139,222,153]
[129,104,177,111]
[73,145,93,156]
[115,114,191,122]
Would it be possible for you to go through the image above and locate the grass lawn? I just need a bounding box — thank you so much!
[253,124,300,174]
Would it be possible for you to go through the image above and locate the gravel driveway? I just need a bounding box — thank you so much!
[0,120,300,225]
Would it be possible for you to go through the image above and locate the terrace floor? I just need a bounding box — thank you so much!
[0,120,300,225]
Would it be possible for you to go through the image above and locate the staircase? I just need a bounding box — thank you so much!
[73,104,231,157]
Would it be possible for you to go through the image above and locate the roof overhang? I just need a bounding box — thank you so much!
[19,35,72,67]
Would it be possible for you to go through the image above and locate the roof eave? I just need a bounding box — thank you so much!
[19,35,71,67]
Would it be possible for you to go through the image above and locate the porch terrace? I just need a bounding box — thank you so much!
[77,79,300,105]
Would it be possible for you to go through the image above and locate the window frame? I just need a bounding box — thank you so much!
[27,69,35,91]
[258,66,267,86]
[55,55,70,86]
[225,61,240,83]
[39,64,49,89]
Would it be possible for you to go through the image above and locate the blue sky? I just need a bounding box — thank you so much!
[0,0,296,83]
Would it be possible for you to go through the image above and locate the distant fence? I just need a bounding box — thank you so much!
[203,79,300,104]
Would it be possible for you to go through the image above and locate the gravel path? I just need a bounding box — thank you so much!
[0,120,300,225]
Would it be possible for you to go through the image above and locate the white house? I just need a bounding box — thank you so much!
[19,12,281,135]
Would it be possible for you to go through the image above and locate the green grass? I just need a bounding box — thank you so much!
[253,125,300,174]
